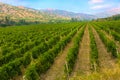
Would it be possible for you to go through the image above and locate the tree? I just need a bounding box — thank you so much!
[5,16,11,25]
[71,18,79,22]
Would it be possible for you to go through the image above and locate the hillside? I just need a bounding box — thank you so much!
[95,14,120,21]
[0,2,97,23]
[0,2,70,23]
[41,9,96,20]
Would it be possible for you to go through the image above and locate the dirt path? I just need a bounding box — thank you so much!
[92,27,116,70]
[71,26,91,78]
[103,30,120,56]
[40,28,81,80]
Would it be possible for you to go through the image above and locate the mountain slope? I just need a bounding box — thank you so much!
[95,14,120,21]
[0,2,97,22]
[41,9,96,20]
[0,2,70,22]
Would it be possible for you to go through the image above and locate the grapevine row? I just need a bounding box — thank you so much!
[93,25,117,58]
[89,26,99,71]
[24,25,80,80]
[65,25,85,74]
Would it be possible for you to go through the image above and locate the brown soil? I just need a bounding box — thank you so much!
[92,27,116,71]
[40,28,81,80]
[103,30,120,55]
[71,26,91,78]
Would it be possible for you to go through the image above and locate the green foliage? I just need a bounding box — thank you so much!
[24,23,84,80]
[95,14,120,21]
[65,26,85,74]
[0,58,22,80]
[89,26,99,71]
[0,22,84,80]
[111,31,120,41]
[36,27,78,75]
[107,41,117,57]
[25,65,39,80]
[93,24,117,58]
[23,52,31,67]
[0,21,119,80]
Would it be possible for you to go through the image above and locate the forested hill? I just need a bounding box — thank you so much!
[95,14,120,21]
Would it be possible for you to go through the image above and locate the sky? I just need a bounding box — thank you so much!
[0,0,120,14]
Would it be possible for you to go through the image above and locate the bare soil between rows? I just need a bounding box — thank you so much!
[71,26,91,78]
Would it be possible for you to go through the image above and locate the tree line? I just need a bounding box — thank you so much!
[0,16,40,27]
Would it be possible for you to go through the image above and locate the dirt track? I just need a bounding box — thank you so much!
[92,27,116,70]
[41,28,81,80]
[71,26,91,78]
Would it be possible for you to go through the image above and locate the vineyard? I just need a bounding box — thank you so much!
[0,21,120,80]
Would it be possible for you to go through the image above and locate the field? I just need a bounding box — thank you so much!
[0,22,120,80]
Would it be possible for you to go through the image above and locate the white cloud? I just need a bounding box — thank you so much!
[90,4,111,10]
[0,0,27,6]
[89,0,111,10]
[89,0,104,4]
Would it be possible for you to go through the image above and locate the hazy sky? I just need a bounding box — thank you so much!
[0,0,120,14]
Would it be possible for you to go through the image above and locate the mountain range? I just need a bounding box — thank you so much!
[0,2,120,22]
[0,2,70,22]
[95,8,120,18]
[41,9,96,20]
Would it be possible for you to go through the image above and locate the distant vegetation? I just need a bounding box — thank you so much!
[0,2,97,27]
[95,14,120,21]
[0,16,82,27]
[0,16,41,27]
[0,2,70,27]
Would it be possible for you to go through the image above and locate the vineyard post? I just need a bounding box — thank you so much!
[116,41,119,57]
[93,62,97,72]
[65,61,69,80]
[116,47,118,57]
